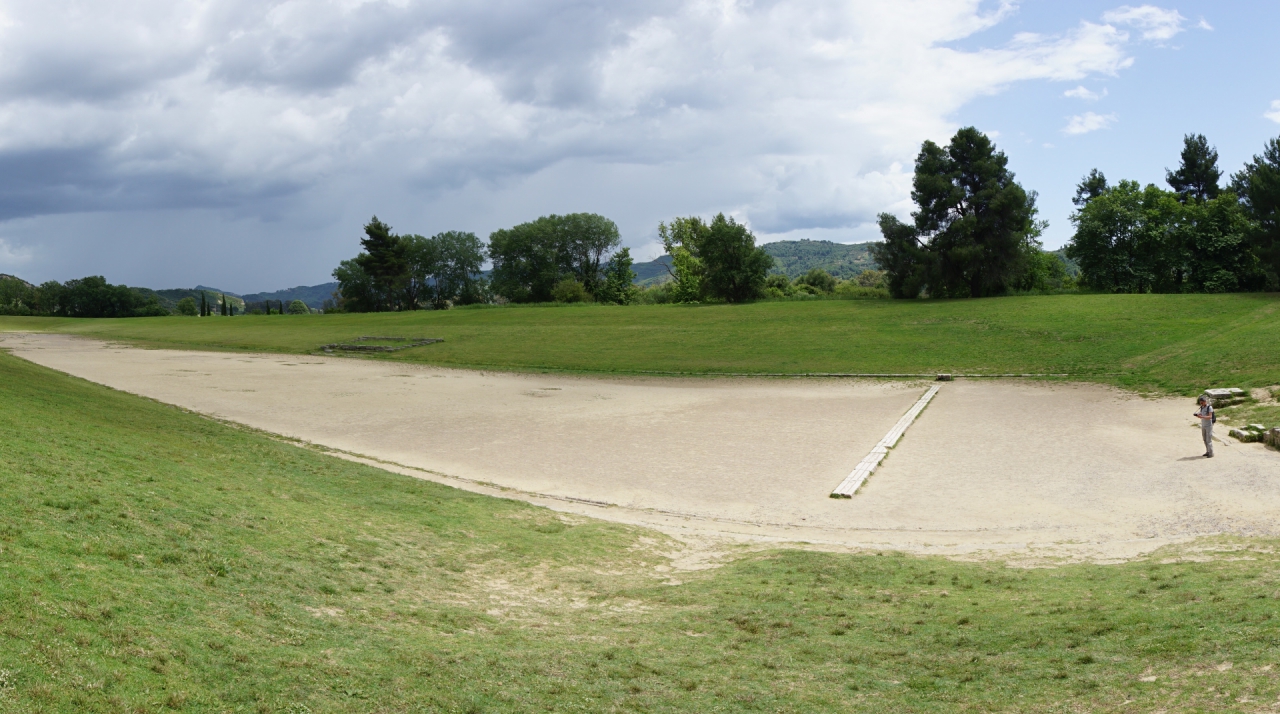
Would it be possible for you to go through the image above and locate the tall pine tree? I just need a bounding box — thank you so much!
[872,127,1041,298]
[355,216,408,311]
[1166,133,1222,203]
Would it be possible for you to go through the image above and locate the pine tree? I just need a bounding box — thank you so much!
[873,127,1041,298]
[1167,134,1222,203]
[1073,169,1108,207]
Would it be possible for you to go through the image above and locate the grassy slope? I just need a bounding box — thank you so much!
[5,293,1280,394]
[5,348,1280,711]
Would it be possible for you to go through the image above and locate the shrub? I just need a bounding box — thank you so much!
[834,283,890,299]
[287,300,310,315]
[551,278,590,304]
[634,282,673,304]
[795,268,837,294]
[854,269,888,289]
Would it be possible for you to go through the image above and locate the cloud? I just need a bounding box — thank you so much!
[1101,5,1186,41]
[1197,18,1213,31]
[1064,112,1117,134]
[0,0,1151,287]
[1266,100,1280,124]
[0,238,32,269]
[1063,85,1105,101]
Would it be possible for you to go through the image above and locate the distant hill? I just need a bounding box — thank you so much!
[761,240,879,279]
[240,283,339,310]
[631,255,673,286]
[154,288,245,312]
[628,240,882,285]
[0,274,33,288]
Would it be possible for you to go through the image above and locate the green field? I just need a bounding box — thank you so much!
[3,293,1280,394]
[5,325,1280,711]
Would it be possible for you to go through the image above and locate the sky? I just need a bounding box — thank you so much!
[0,0,1276,293]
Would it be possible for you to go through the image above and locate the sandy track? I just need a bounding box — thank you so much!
[5,332,1279,560]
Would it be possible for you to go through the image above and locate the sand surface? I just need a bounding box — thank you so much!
[5,332,1279,561]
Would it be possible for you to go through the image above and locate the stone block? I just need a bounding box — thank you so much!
[1231,428,1261,443]
[1202,387,1248,406]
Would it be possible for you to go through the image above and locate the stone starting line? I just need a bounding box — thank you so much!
[830,385,940,498]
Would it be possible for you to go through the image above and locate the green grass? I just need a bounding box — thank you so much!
[5,293,1280,394]
[6,340,1280,711]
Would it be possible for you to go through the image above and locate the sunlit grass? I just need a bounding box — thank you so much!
[4,346,1280,711]
[4,292,1280,394]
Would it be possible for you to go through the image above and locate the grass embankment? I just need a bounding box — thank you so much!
[5,293,1280,394]
[5,349,1280,711]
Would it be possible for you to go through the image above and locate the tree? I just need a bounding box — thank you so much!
[401,234,439,310]
[699,214,771,302]
[489,216,567,303]
[1231,136,1280,289]
[1067,181,1180,293]
[595,247,638,305]
[199,292,208,317]
[1073,169,1108,207]
[1176,192,1264,293]
[429,231,486,308]
[873,127,1042,298]
[288,299,309,314]
[870,214,931,298]
[658,217,707,303]
[176,297,197,316]
[488,213,623,303]
[560,213,621,296]
[333,259,377,312]
[220,293,228,316]
[658,214,770,302]
[354,216,408,311]
[1167,133,1222,203]
[1066,178,1262,294]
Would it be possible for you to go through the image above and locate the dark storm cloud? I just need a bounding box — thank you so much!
[0,0,1153,289]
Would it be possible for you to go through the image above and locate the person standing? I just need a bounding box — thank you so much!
[1194,396,1215,458]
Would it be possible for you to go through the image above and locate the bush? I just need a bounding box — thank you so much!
[175,297,198,316]
[551,278,590,304]
[834,283,890,299]
[287,300,310,315]
[853,269,888,289]
[634,282,673,304]
[795,268,837,294]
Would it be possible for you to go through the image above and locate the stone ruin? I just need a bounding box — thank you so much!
[1202,387,1248,406]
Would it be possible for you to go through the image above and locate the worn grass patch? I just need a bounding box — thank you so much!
[4,351,1280,711]
[3,292,1280,394]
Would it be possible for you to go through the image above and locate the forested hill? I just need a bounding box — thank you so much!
[240,283,339,309]
[628,239,880,285]
[761,240,878,279]
[632,255,673,286]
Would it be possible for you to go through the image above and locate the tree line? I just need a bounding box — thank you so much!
[873,126,1280,298]
[0,275,168,317]
[1067,134,1279,293]
[332,211,782,310]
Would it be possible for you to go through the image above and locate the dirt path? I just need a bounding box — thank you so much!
[6,332,1279,561]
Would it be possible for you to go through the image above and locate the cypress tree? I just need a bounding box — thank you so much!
[199,292,207,317]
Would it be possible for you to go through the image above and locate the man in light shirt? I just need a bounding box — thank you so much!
[1194,396,1215,458]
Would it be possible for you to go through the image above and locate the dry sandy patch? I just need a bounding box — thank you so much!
[4,332,1279,561]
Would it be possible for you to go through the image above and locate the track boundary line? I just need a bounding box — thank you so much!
[831,385,940,498]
